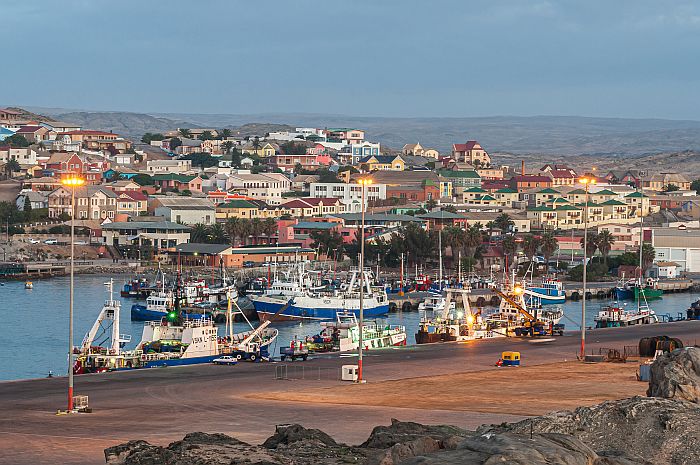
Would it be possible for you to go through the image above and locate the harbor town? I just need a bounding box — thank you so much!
[4,1,700,463]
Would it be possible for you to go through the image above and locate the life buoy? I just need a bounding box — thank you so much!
[140,354,147,361]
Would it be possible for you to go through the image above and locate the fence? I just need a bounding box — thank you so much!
[273,364,342,381]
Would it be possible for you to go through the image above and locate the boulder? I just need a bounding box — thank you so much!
[647,347,700,403]
[480,396,700,465]
[262,423,340,449]
[401,432,648,465]
[361,419,469,449]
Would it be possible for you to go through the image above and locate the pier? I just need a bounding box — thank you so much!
[0,321,698,465]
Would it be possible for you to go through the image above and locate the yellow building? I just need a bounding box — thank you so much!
[359,154,405,172]
[216,199,260,220]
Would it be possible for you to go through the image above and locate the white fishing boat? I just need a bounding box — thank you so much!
[317,312,406,352]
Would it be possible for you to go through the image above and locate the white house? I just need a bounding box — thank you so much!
[652,227,700,272]
[648,261,680,279]
[153,197,216,225]
[310,182,387,213]
[226,171,291,205]
[146,159,192,174]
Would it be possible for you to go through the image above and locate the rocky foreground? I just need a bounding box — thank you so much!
[105,347,700,465]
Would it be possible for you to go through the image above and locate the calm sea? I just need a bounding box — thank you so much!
[0,274,697,381]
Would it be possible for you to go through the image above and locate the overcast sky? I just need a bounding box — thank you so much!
[2,0,700,119]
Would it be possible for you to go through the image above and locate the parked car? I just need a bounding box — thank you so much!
[242,261,256,268]
[212,356,238,365]
[28,239,40,244]
[73,240,87,245]
[44,239,58,245]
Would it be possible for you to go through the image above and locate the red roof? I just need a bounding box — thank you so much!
[482,180,511,191]
[300,197,339,206]
[452,140,479,152]
[549,170,575,178]
[280,199,313,208]
[17,125,42,133]
[512,175,551,182]
[0,108,22,115]
[120,191,148,201]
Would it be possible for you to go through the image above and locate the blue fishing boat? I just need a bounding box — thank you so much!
[524,278,566,305]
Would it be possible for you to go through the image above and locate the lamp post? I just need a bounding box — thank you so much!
[61,175,85,411]
[357,178,372,383]
[579,176,595,359]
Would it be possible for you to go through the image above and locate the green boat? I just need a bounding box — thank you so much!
[634,286,663,301]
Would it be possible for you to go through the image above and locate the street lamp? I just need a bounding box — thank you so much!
[61,175,85,412]
[579,176,596,360]
[357,178,372,383]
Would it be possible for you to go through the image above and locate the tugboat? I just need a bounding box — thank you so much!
[311,312,406,352]
[525,277,565,304]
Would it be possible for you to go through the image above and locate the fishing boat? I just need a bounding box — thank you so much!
[594,302,658,328]
[120,277,150,298]
[613,278,635,300]
[130,289,175,321]
[252,267,389,321]
[614,278,663,301]
[309,312,406,352]
[525,277,565,304]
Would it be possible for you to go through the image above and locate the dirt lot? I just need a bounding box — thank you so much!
[247,361,645,416]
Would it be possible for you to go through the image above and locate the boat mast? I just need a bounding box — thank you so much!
[637,171,646,313]
[438,225,443,290]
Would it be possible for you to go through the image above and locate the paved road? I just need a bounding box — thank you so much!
[0,321,698,465]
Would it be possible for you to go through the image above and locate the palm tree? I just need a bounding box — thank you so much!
[220,128,232,139]
[263,217,277,244]
[494,213,514,234]
[522,234,542,259]
[595,230,616,267]
[580,233,599,259]
[641,243,656,271]
[221,141,234,155]
[539,231,559,265]
[208,223,228,244]
[250,218,262,245]
[225,217,241,246]
[464,224,483,261]
[425,199,437,211]
[178,128,192,138]
[502,235,518,271]
[238,220,252,246]
[5,158,20,178]
[190,223,208,243]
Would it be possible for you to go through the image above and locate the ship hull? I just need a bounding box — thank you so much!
[635,287,663,300]
[524,287,566,304]
[253,296,389,321]
[130,304,210,321]
[613,287,634,300]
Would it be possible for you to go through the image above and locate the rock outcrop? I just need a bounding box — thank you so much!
[647,347,700,403]
[481,396,700,465]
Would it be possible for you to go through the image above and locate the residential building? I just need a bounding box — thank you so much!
[451,140,491,167]
[326,128,365,145]
[643,173,691,192]
[278,197,345,218]
[648,262,680,279]
[116,191,148,216]
[47,186,117,220]
[438,169,481,196]
[0,108,22,124]
[310,182,386,212]
[152,197,216,224]
[291,174,319,191]
[0,146,37,166]
[16,190,48,210]
[146,159,192,174]
[359,154,405,172]
[215,199,260,220]
[547,169,577,186]
[226,172,291,205]
[509,175,553,190]
[16,125,53,143]
[102,221,190,249]
[493,188,519,207]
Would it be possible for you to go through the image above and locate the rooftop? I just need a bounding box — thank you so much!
[102,221,190,231]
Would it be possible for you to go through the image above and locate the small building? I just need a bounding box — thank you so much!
[152,197,216,225]
[102,221,191,249]
[648,261,680,279]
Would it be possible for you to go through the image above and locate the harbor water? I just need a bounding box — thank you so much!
[0,274,697,381]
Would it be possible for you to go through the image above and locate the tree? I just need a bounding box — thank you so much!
[595,229,615,267]
[539,231,558,265]
[182,152,219,168]
[442,204,457,213]
[141,133,164,144]
[208,223,228,243]
[425,199,437,211]
[310,230,345,258]
[190,224,209,243]
[225,217,242,246]
[641,243,656,271]
[501,235,518,270]
[464,224,483,262]
[251,136,262,151]
[522,234,542,258]
[494,213,514,233]
[220,128,232,139]
[22,197,32,221]
[580,233,599,259]
[132,174,154,186]
[262,218,277,244]
[280,141,307,155]
[198,130,214,141]
[178,128,192,138]
[691,179,700,195]
[3,134,29,148]
[221,141,234,155]
[317,169,340,183]
[169,137,182,152]
[5,158,21,177]
[662,184,680,192]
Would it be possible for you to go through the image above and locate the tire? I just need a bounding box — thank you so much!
[389,302,397,312]
[249,354,257,362]
[402,302,412,312]
[235,354,242,361]
[302,354,308,361]
[280,355,286,361]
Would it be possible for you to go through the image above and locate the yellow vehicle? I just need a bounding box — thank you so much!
[500,351,520,367]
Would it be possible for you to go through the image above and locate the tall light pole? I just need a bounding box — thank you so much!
[579,176,595,359]
[357,178,372,383]
[61,175,85,411]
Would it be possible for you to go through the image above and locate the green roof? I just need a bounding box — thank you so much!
[568,189,586,194]
[537,188,560,194]
[574,202,603,207]
[464,187,487,193]
[601,199,627,206]
[625,192,648,198]
[218,199,258,209]
[439,169,481,179]
[595,189,617,195]
[475,195,496,201]
[528,206,555,212]
[495,188,517,193]
[553,205,581,211]
[549,197,570,204]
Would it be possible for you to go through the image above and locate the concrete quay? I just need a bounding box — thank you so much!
[0,321,698,465]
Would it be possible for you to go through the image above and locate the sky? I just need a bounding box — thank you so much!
[2,0,700,120]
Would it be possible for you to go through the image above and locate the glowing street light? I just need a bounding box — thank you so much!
[578,176,596,360]
[60,175,85,412]
[356,178,372,383]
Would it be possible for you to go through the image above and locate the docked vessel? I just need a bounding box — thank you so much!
[614,278,663,301]
[594,302,658,328]
[308,312,406,352]
[252,267,389,321]
[121,277,150,298]
[525,277,565,304]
